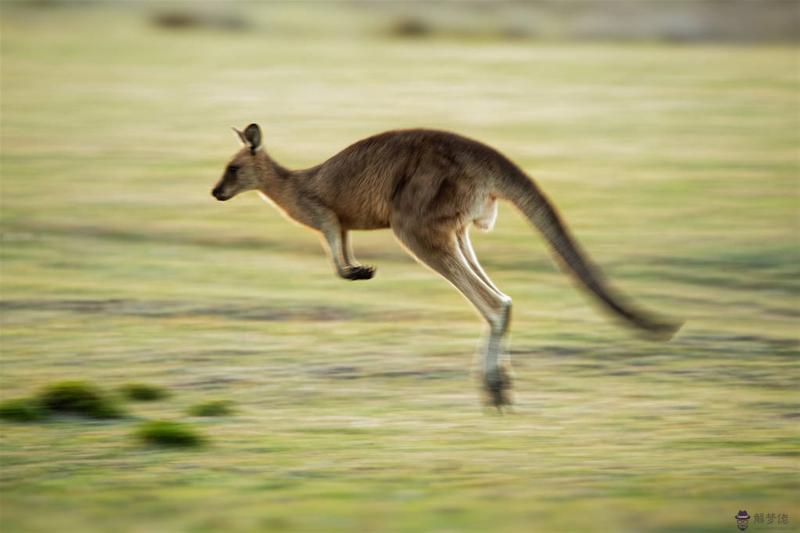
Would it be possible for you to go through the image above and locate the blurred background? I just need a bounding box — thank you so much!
[1,1,798,532]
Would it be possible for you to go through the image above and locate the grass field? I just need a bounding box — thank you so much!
[1,4,798,532]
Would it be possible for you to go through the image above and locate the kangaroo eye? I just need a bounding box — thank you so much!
[227,165,240,174]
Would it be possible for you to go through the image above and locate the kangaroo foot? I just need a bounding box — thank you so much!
[342,265,376,281]
[481,367,513,409]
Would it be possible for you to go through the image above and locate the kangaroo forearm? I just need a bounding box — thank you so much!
[318,215,376,281]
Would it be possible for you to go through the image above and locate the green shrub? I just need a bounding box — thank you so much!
[0,397,48,422]
[188,400,234,417]
[137,420,205,447]
[38,381,124,419]
[119,383,169,401]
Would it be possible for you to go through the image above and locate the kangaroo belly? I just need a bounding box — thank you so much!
[340,213,391,230]
[335,191,393,230]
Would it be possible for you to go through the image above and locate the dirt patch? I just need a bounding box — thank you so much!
[179,375,253,389]
[311,366,362,380]
[151,10,250,32]
[5,222,404,263]
[676,332,799,356]
[311,365,462,381]
[644,250,800,294]
[0,299,354,322]
[371,369,462,380]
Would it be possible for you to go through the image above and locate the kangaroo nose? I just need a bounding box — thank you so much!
[212,188,227,201]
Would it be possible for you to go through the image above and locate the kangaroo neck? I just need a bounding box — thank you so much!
[257,159,320,215]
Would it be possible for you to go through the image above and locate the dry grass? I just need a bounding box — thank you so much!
[1,4,797,532]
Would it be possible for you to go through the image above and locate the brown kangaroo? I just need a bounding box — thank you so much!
[212,123,681,407]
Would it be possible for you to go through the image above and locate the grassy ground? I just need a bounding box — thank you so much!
[1,5,798,532]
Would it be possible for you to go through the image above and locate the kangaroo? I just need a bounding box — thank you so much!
[212,123,682,407]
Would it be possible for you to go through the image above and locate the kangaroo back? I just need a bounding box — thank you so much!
[497,171,682,340]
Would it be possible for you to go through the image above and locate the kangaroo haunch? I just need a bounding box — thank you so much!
[211,124,682,407]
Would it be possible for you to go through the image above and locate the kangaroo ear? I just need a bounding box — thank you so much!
[232,126,248,145]
[243,123,262,153]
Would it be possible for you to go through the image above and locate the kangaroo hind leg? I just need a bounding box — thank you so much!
[457,228,506,298]
[392,223,512,407]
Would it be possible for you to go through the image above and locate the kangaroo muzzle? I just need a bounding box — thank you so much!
[211,186,230,201]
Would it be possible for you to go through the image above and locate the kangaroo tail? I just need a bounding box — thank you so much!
[498,171,682,341]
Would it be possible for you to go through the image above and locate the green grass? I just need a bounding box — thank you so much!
[1,3,798,533]
[136,420,205,448]
[188,400,234,417]
[119,383,170,402]
[38,381,125,419]
[0,398,48,422]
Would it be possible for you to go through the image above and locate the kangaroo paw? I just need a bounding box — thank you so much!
[342,265,376,281]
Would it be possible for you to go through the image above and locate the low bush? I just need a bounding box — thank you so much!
[119,383,169,402]
[137,420,205,447]
[38,381,124,419]
[188,400,234,417]
[0,398,48,422]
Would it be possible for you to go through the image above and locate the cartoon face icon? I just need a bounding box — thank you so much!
[735,510,751,531]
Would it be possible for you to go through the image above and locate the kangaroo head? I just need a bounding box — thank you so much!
[212,123,270,201]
